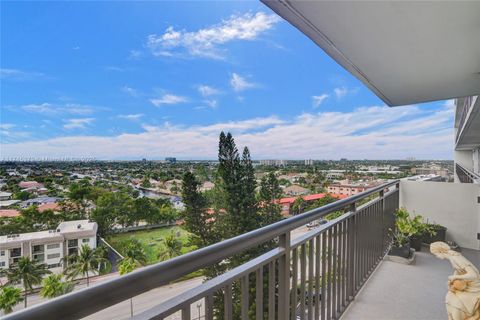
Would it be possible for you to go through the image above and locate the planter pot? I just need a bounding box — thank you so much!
[389,243,411,258]
[423,226,447,244]
[410,236,422,252]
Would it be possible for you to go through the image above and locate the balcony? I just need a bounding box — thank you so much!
[3,179,478,320]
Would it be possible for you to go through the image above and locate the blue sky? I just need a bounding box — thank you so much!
[1,1,454,160]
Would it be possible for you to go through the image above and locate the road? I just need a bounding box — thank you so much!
[8,225,311,319]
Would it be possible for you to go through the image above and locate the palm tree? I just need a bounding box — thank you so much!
[121,238,147,266]
[64,244,110,287]
[40,274,74,299]
[0,286,23,314]
[158,232,183,261]
[5,257,51,308]
[118,239,147,317]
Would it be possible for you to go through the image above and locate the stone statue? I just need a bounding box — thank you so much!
[430,241,480,320]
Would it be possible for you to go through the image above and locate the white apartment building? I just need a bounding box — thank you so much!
[0,220,97,270]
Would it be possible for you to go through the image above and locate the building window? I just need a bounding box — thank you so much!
[33,254,45,263]
[68,248,78,256]
[82,238,90,243]
[47,253,60,260]
[32,245,44,253]
[47,243,60,250]
[47,263,60,269]
[0,262,5,267]
[0,251,4,256]
[10,248,21,257]
[68,239,78,248]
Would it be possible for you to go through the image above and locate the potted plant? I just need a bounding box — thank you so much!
[389,208,414,258]
[408,215,424,252]
[390,229,411,258]
[422,222,446,244]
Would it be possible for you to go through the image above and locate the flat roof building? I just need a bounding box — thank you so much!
[0,220,97,271]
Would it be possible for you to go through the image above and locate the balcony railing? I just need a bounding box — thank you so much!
[4,180,399,320]
[456,163,480,183]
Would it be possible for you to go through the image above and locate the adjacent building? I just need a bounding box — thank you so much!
[0,220,97,271]
[327,180,374,196]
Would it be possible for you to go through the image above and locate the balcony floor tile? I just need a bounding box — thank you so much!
[341,247,480,320]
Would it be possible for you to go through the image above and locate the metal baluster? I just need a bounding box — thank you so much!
[241,275,249,320]
[268,261,275,320]
[224,284,232,320]
[205,294,213,320]
[181,304,191,320]
[321,232,326,320]
[292,249,298,320]
[256,267,264,320]
[315,236,321,320]
[279,232,291,320]
[327,228,332,320]
[332,224,337,319]
[300,243,306,320]
[308,238,314,320]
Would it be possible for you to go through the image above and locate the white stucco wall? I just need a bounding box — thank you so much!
[400,180,480,249]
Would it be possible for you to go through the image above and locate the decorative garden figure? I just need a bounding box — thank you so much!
[430,241,480,320]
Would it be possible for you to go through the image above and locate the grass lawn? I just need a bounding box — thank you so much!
[106,226,196,265]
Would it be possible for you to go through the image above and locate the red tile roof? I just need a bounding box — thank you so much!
[278,193,347,205]
[0,209,21,218]
[38,203,61,212]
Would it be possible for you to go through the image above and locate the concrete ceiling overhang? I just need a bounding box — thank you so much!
[262,0,480,106]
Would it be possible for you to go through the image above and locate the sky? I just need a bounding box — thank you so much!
[0,1,455,160]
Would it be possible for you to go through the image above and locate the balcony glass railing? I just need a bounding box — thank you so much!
[4,181,399,320]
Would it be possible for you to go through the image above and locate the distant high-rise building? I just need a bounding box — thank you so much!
[165,157,177,163]
[305,159,314,165]
[259,160,286,166]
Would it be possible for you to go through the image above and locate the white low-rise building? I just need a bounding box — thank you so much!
[0,220,97,271]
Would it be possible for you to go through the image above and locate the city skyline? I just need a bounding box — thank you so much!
[1,2,453,160]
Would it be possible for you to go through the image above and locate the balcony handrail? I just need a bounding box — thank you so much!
[4,179,399,320]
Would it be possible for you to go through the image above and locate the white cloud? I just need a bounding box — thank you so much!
[312,94,329,108]
[0,68,46,80]
[63,118,95,130]
[146,12,281,59]
[118,114,144,121]
[230,73,257,92]
[1,103,455,160]
[128,50,142,60]
[17,103,95,116]
[204,100,218,109]
[334,87,348,99]
[0,124,16,130]
[197,85,221,97]
[122,86,139,97]
[150,94,188,107]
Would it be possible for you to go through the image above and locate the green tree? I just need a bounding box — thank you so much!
[40,274,74,299]
[117,239,147,318]
[0,286,23,314]
[5,257,51,308]
[158,232,182,261]
[13,191,30,201]
[291,197,306,215]
[64,245,110,287]
[120,238,147,266]
[258,172,283,226]
[91,191,133,236]
[181,172,218,248]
